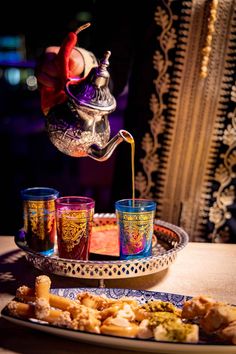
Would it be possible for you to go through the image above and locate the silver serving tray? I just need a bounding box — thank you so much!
[15,214,188,282]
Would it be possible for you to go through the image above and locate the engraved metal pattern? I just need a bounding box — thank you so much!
[15,215,188,280]
[69,82,116,111]
[47,102,110,158]
[66,51,116,112]
[46,51,116,159]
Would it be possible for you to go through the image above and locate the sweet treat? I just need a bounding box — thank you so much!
[100,301,140,338]
[5,274,236,345]
[101,317,139,338]
[200,303,236,333]
[44,309,72,327]
[100,304,123,321]
[142,300,182,317]
[77,291,112,310]
[153,321,199,343]
[147,310,199,342]
[182,295,217,319]
[35,275,51,319]
[181,295,236,344]
[137,319,153,339]
[7,301,35,318]
[7,301,72,327]
[217,321,236,344]
[16,286,35,302]
[50,294,80,313]
[148,311,182,327]
[35,275,51,300]
[16,285,79,313]
[70,304,101,333]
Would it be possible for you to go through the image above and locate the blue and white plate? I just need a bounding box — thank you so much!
[1,288,235,353]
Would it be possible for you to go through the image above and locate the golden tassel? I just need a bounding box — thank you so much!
[200,0,219,78]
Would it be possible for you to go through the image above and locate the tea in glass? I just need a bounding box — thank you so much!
[116,199,156,260]
[21,187,59,255]
[56,196,95,260]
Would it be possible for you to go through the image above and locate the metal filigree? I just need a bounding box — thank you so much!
[47,102,111,157]
[15,215,188,281]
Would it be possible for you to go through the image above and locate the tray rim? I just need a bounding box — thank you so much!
[15,214,189,280]
[15,214,189,265]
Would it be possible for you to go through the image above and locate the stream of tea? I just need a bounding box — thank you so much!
[124,134,135,206]
[131,138,135,206]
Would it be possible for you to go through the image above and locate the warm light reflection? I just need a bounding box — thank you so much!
[26,75,38,90]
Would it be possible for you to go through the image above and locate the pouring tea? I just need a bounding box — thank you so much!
[41,23,133,161]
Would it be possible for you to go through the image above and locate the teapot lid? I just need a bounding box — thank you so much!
[66,51,116,113]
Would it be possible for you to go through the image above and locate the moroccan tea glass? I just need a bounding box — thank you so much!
[21,187,59,256]
[55,196,95,260]
[115,199,156,260]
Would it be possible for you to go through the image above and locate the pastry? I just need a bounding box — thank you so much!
[7,300,72,327]
[6,274,236,345]
[200,303,236,333]
[153,321,199,343]
[101,317,139,338]
[7,301,34,318]
[16,285,79,313]
[182,295,217,319]
[35,275,51,319]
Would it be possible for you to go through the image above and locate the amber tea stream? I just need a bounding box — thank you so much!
[122,131,135,205]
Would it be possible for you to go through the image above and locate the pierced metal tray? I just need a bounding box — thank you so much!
[15,214,188,284]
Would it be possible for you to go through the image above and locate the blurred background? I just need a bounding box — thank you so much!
[0,1,128,234]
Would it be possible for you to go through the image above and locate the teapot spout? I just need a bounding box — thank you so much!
[88,129,134,161]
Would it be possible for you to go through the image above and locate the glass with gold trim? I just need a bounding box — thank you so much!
[55,196,95,260]
[21,187,59,256]
[115,199,156,260]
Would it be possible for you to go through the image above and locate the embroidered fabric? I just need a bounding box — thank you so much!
[88,0,236,242]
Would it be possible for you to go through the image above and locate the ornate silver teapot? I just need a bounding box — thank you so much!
[46,49,133,161]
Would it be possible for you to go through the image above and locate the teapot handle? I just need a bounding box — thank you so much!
[56,23,91,88]
[65,77,85,103]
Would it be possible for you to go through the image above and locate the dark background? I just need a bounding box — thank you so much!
[0,1,129,235]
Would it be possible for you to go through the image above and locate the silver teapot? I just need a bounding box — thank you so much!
[46,50,133,161]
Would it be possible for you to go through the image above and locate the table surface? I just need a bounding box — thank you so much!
[0,236,236,354]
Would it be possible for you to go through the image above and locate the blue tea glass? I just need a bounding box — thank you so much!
[21,187,59,256]
[115,199,156,260]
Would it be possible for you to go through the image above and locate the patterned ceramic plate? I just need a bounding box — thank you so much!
[1,288,235,353]
[15,215,188,281]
